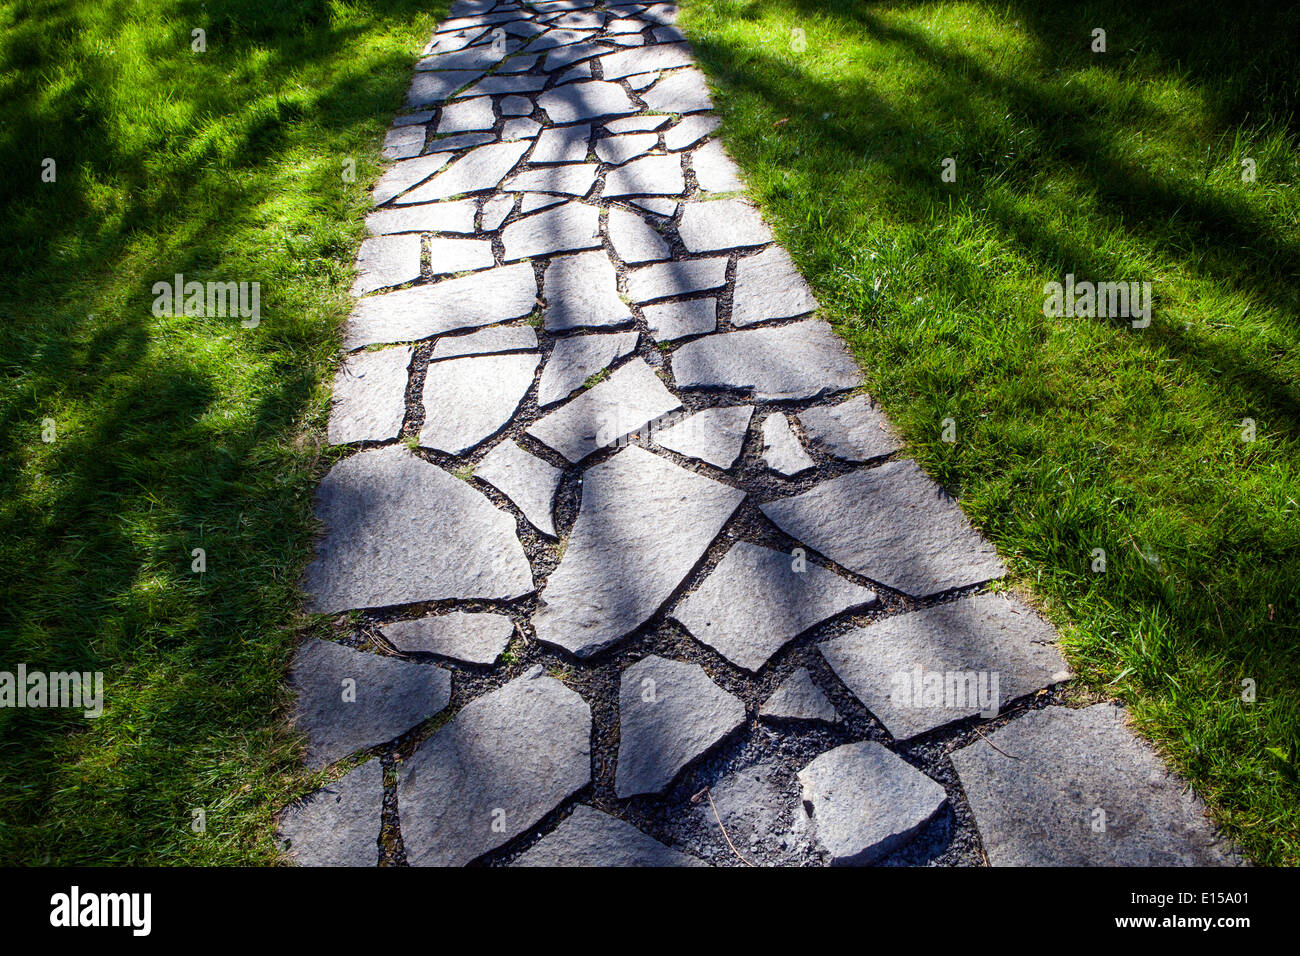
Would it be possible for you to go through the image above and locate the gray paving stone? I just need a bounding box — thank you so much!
[398,667,591,866]
[797,394,901,462]
[327,346,412,445]
[665,114,720,151]
[383,125,426,160]
[537,331,639,406]
[437,95,496,134]
[594,132,658,165]
[344,263,537,349]
[732,247,819,325]
[759,458,1006,597]
[303,446,533,612]
[351,235,422,296]
[420,352,540,454]
[607,206,670,263]
[544,40,611,72]
[502,117,542,141]
[393,110,434,127]
[691,139,744,192]
[382,611,515,665]
[276,759,383,866]
[460,73,549,96]
[643,67,712,113]
[674,541,876,671]
[502,201,601,259]
[603,153,684,197]
[760,412,815,476]
[625,256,727,303]
[373,154,452,206]
[643,296,716,340]
[950,704,1239,866]
[641,3,679,26]
[407,70,485,107]
[542,251,633,330]
[527,358,680,462]
[605,114,670,134]
[520,192,565,213]
[599,42,693,79]
[529,123,592,164]
[289,638,451,768]
[818,592,1070,740]
[501,94,534,116]
[425,236,495,276]
[652,404,750,468]
[431,324,538,359]
[671,319,861,400]
[678,198,772,253]
[609,34,645,47]
[798,741,947,865]
[615,655,746,797]
[526,28,598,53]
[428,29,487,55]
[504,163,598,196]
[480,194,515,231]
[398,141,530,203]
[556,61,592,84]
[475,439,563,537]
[499,53,540,72]
[416,43,514,72]
[548,10,605,30]
[761,668,839,723]
[630,196,678,217]
[424,130,496,153]
[533,446,743,655]
[627,71,659,92]
[606,17,646,35]
[538,80,639,123]
[514,805,705,866]
[366,198,477,235]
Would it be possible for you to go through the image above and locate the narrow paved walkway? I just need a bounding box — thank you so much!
[276,0,1236,866]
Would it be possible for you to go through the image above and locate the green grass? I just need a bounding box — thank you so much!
[0,0,444,863]
[681,0,1300,863]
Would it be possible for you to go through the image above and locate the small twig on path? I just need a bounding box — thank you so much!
[691,786,755,867]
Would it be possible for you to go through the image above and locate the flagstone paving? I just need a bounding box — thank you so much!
[281,0,1238,868]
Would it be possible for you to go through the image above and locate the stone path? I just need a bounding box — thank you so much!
[274,0,1237,867]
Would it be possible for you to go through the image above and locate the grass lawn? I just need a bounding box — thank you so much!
[680,0,1300,863]
[0,0,444,863]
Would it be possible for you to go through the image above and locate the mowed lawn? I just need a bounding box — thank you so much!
[0,0,444,863]
[680,0,1300,863]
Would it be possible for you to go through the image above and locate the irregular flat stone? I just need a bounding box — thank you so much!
[542,251,633,330]
[607,206,670,263]
[420,352,540,454]
[475,439,563,537]
[520,192,564,212]
[664,113,720,150]
[625,257,727,303]
[760,458,1006,596]
[674,541,875,671]
[651,404,750,468]
[951,704,1239,866]
[671,319,861,400]
[599,42,693,79]
[609,34,645,47]
[425,236,495,276]
[398,667,591,866]
[526,359,681,463]
[502,201,601,259]
[514,805,705,866]
[678,199,772,253]
[425,130,496,153]
[533,446,743,655]
[556,61,592,84]
[504,163,598,196]
[501,94,533,116]
[605,114,670,134]
[641,3,679,26]
[352,235,421,296]
[427,28,486,55]
[799,741,947,865]
[416,44,514,72]
[398,141,530,203]
[643,67,712,113]
[691,139,744,191]
[643,297,716,340]
[344,263,537,349]
[408,70,485,107]
[383,125,426,160]
[303,446,533,612]
[544,41,611,72]
[276,759,383,866]
[499,53,540,72]
[627,71,659,92]
[797,395,901,462]
[761,412,815,476]
[818,592,1069,739]
[630,196,678,217]
[460,73,549,96]
[530,123,592,164]
[289,639,451,768]
[437,95,496,134]
[594,132,658,165]
[480,194,515,231]
[393,110,434,127]
[606,18,646,35]
[537,331,639,405]
[761,668,839,723]
[526,28,598,53]
[538,80,639,123]
[366,199,477,236]
[732,246,819,326]
[373,154,451,206]
[327,346,412,445]
[616,655,746,797]
[382,611,514,665]
[431,324,538,359]
[603,154,684,197]
[502,118,542,141]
